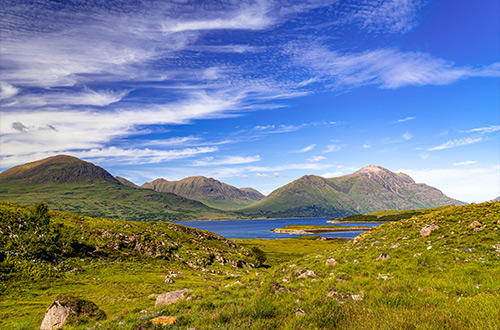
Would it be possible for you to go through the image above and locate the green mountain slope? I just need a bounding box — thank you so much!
[0,155,233,221]
[142,176,265,210]
[238,165,464,218]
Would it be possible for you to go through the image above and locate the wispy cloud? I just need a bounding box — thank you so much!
[308,155,326,162]
[288,44,499,90]
[298,144,316,152]
[428,137,483,151]
[462,125,500,134]
[193,155,261,166]
[402,131,413,140]
[255,172,281,178]
[453,160,478,166]
[324,144,342,153]
[395,116,416,123]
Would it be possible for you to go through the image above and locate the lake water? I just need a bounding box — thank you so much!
[175,217,381,239]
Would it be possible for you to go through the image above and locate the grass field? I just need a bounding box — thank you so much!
[1,202,499,329]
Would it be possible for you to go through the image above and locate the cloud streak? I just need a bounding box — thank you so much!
[428,137,483,151]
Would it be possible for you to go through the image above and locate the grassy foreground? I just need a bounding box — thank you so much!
[1,202,499,329]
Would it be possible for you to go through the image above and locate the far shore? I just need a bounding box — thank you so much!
[271,224,373,235]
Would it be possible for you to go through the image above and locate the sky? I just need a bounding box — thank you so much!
[0,0,499,203]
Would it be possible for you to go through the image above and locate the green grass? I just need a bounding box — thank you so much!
[271,224,372,233]
[1,201,499,329]
[330,206,450,222]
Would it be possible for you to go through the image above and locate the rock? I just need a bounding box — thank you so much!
[493,243,500,252]
[353,260,359,264]
[474,225,485,232]
[350,294,363,301]
[297,270,316,279]
[413,253,422,257]
[163,277,174,284]
[420,225,439,237]
[464,247,473,252]
[391,243,401,249]
[151,316,178,325]
[40,296,106,330]
[374,252,390,262]
[377,274,392,280]
[468,221,482,229]
[325,258,338,266]
[295,308,306,316]
[155,289,192,307]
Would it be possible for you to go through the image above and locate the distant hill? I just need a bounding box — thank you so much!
[0,155,234,221]
[493,196,500,202]
[115,176,140,188]
[238,165,465,218]
[142,176,265,210]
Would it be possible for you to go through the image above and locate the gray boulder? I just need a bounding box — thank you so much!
[155,289,192,307]
[40,296,105,330]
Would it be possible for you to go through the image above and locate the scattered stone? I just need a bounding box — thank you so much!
[391,243,401,249]
[138,310,162,320]
[326,290,363,301]
[163,277,174,284]
[155,289,192,307]
[468,221,482,229]
[40,295,106,330]
[295,308,306,316]
[353,260,359,264]
[413,253,422,258]
[465,247,473,252]
[350,294,363,301]
[325,258,338,267]
[151,316,178,325]
[420,224,439,237]
[377,274,392,281]
[493,243,500,252]
[474,225,486,232]
[297,270,316,279]
[374,252,390,262]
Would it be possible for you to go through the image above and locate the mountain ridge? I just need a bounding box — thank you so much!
[142,176,265,210]
[238,165,465,218]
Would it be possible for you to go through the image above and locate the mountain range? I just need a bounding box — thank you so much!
[0,156,464,220]
[142,177,264,210]
[237,165,464,218]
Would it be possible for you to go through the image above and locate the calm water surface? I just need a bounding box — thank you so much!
[175,217,381,239]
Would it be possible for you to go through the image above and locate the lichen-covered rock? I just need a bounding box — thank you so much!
[151,316,178,325]
[155,289,192,307]
[420,224,439,237]
[325,257,338,266]
[40,295,106,330]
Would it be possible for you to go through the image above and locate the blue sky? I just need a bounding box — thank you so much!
[0,0,498,202]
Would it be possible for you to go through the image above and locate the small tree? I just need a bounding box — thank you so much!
[250,247,267,268]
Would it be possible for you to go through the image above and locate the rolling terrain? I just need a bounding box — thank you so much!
[142,176,264,210]
[1,201,499,329]
[238,165,464,218]
[0,155,234,221]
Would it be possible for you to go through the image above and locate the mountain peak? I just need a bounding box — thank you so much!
[0,155,119,185]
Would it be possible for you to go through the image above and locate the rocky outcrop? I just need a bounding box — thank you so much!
[155,289,192,307]
[420,224,439,237]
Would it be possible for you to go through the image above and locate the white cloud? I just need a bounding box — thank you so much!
[321,171,343,178]
[402,131,413,140]
[0,146,218,168]
[255,172,281,178]
[463,125,500,134]
[428,137,483,151]
[193,155,261,166]
[299,144,316,152]
[324,144,342,153]
[289,44,500,90]
[396,116,416,123]
[362,144,371,149]
[308,155,326,162]
[398,166,500,203]
[0,82,19,99]
[453,161,478,166]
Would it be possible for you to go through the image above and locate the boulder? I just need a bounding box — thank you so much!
[420,225,439,237]
[468,221,482,229]
[325,258,338,266]
[374,252,390,262]
[155,289,192,307]
[40,296,105,330]
[297,270,316,279]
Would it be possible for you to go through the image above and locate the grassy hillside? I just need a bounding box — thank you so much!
[238,166,464,218]
[0,155,234,221]
[328,206,450,222]
[2,201,499,329]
